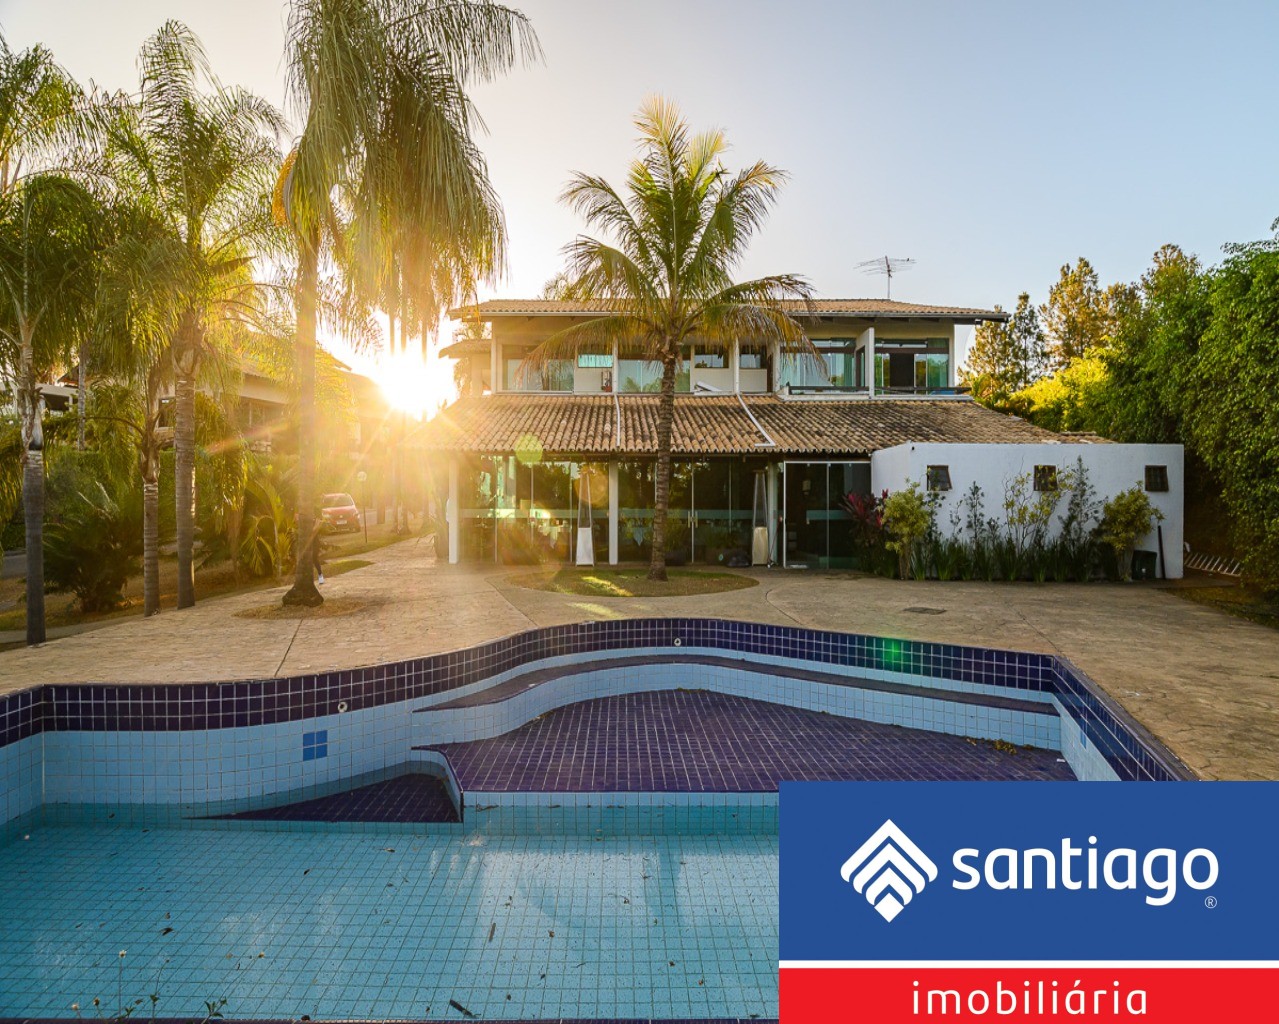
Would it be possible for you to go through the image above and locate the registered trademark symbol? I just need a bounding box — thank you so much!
[1204,896,1218,909]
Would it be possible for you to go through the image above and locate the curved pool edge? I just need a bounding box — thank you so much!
[0,618,1196,833]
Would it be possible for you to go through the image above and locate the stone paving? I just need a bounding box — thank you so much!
[1,536,1276,780]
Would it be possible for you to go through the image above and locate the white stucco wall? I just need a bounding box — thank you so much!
[870,442,1185,578]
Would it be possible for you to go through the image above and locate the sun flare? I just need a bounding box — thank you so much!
[373,349,456,419]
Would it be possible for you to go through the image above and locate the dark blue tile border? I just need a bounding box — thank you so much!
[0,618,1195,782]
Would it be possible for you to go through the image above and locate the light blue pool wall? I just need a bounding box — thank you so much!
[1,619,1194,833]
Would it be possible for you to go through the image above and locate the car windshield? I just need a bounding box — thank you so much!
[322,493,356,508]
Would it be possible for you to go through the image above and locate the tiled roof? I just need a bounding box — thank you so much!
[417,394,1062,456]
[450,298,1006,321]
[437,337,491,359]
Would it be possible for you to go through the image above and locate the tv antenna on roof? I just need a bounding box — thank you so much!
[856,256,916,299]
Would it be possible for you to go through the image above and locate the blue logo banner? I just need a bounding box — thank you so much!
[780,781,1279,962]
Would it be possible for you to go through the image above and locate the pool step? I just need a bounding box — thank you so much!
[409,653,1060,752]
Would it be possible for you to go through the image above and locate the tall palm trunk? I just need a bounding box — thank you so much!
[17,331,45,645]
[141,467,160,617]
[76,340,87,450]
[648,351,678,582]
[173,311,199,609]
[284,231,323,606]
[21,444,45,645]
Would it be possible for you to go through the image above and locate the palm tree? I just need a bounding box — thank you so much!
[103,22,284,610]
[277,0,538,606]
[0,174,102,643]
[0,35,79,196]
[525,97,816,580]
[87,195,193,617]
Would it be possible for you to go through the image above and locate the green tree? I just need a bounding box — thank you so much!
[0,35,79,195]
[964,291,1046,406]
[1039,257,1110,368]
[525,97,817,581]
[1102,244,1210,444]
[276,0,538,606]
[1184,228,1279,591]
[0,174,102,643]
[103,22,284,611]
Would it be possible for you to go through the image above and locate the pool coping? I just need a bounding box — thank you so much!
[0,618,1197,787]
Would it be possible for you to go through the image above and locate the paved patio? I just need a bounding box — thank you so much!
[1,537,1276,780]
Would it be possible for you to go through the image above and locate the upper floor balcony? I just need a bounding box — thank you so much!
[486,334,963,399]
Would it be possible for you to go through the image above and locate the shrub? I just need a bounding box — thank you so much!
[841,489,891,574]
[44,481,142,613]
[882,483,931,580]
[1099,485,1164,581]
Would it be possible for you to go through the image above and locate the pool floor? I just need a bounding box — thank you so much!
[430,689,1074,791]
[0,823,777,1021]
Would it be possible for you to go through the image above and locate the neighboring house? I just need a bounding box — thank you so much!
[420,298,1184,575]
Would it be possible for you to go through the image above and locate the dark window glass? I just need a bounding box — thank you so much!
[926,466,952,492]
[693,347,725,369]
[1033,465,1059,491]
[1145,465,1169,492]
[739,344,765,369]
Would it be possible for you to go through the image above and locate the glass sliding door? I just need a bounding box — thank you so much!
[783,461,871,568]
[459,458,609,565]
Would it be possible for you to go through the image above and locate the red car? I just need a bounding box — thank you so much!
[320,492,361,533]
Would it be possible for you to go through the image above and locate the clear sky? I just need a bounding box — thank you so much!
[3,0,1278,382]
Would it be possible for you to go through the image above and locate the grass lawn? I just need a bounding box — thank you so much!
[1169,581,1279,629]
[505,566,758,598]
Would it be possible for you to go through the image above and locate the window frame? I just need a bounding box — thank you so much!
[1144,465,1170,492]
[926,465,952,493]
[1033,465,1059,492]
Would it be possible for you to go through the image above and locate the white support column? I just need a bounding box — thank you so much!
[732,338,741,393]
[490,337,501,394]
[447,459,460,565]
[865,326,876,398]
[608,461,619,565]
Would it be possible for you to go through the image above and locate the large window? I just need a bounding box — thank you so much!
[459,456,607,564]
[914,353,949,390]
[618,345,692,392]
[778,339,860,389]
[502,346,572,392]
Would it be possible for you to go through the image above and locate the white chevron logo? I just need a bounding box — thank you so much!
[839,819,939,923]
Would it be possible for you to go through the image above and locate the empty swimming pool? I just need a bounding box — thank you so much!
[0,618,1191,1022]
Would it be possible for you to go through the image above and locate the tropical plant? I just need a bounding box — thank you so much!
[0,34,80,196]
[1055,457,1102,581]
[43,479,142,614]
[0,174,103,643]
[524,97,817,580]
[1099,485,1163,582]
[1000,472,1063,581]
[275,0,538,605]
[881,482,931,580]
[841,488,893,575]
[101,21,285,611]
[240,461,296,580]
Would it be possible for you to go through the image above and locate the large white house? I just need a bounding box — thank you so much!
[423,299,1183,577]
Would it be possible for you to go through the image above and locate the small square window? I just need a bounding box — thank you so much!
[1144,465,1169,492]
[926,465,952,492]
[1033,465,1058,491]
